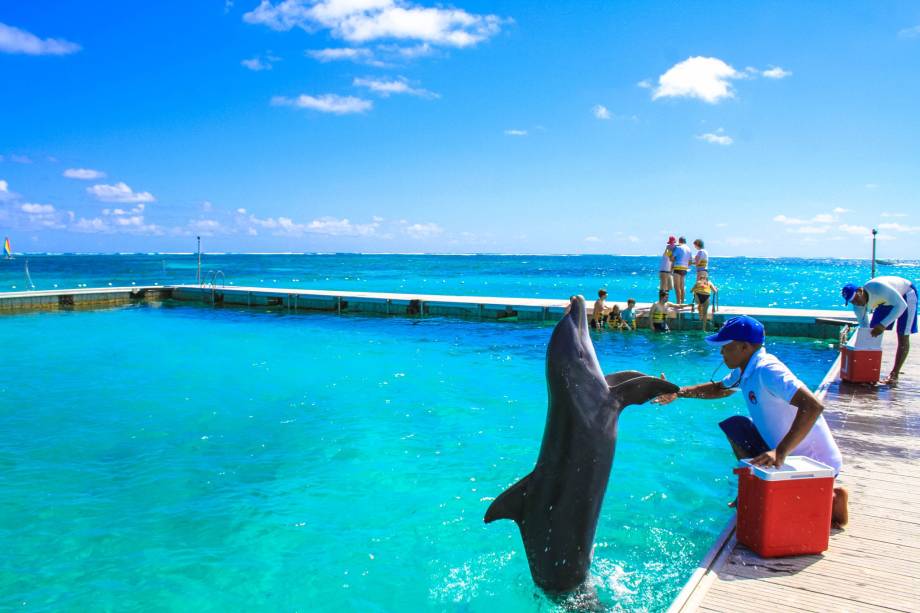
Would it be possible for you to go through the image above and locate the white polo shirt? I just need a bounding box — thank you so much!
[723,347,842,473]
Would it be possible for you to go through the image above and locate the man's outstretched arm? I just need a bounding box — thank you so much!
[749,387,823,468]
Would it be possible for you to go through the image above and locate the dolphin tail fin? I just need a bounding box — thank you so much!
[611,375,679,408]
[484,472,533,524]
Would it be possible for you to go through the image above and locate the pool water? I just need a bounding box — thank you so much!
[0,305,836,611]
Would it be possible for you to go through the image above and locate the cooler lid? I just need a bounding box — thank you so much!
[739,456,836,481]
[846,327,883,351]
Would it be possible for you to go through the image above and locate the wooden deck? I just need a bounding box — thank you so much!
[672,333,920,612]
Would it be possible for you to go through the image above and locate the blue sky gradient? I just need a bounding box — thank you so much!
[1,1,918,256]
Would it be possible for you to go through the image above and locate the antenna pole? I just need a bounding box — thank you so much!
[197,236,202,285]
[871,228,877,279]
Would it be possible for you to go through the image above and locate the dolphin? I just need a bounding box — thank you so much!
[484,295,678,594]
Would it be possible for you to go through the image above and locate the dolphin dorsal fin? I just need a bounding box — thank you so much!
[611,375,679,408]
[484,472,533,524]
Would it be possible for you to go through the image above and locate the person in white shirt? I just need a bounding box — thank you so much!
[655,315,848,528]
[842,276,918,384]
[671,237,694,304]
[692,238,708,278]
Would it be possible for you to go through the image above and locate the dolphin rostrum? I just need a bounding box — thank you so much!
[484,295,678,594]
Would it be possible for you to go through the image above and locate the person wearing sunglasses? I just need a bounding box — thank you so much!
[654,315,848,527]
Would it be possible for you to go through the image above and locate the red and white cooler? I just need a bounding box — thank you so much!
[840,327,882,383]
[733,456,836,557]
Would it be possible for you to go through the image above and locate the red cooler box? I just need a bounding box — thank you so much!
[734,456,835,557]
[840,327,882,383]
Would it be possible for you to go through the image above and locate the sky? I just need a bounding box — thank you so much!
[1,1,918,257]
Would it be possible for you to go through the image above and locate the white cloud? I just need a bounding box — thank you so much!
[762,66,792,79]
[832,207,849,214]
[0,179,8,193]
[189,219,223,235]
[897,25,920,38]
[584,236,601,243]
[271,93,373,114]
[504,129,527,137]
[404,222,443,239]
[8,154,32,164]
[247,214,380,237]
[63,168,106,180]
[838,224,870,235]
[244,0,506,48]
[881,211,906,218]
[236,207,247,214]
[353,76,437,98]
[788,225,830,234]
[381,42,433,59]
[20,203,55,214]
[879,222,920,233]
[774,211,844,226]
[627,235,639,243]
[652,56,740,103]
[242,52,280,71]
[697,130,733,145]
[87,182,155,203]
[307,47,375,62]
[308,216,379,236]
[637,79,652,89]
[593,104,611,120]
[242,57,271,71]
[865,183,879,189]
[0,22,81,55]
[74,217,108,232]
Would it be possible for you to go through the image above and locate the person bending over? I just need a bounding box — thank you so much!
[842,276,917,383]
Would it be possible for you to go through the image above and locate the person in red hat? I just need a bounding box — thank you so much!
[658,236,676,295]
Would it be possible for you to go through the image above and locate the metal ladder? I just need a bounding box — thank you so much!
[205,270,225,304]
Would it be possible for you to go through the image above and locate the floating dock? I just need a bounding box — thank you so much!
[0,284,857,338]
[670,333,920,612]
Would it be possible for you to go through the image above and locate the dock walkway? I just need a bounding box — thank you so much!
[671,333,920,612]
[0,285,857,338]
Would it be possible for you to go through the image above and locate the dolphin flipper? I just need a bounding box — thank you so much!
[604,370,647,387]
[611,375,679,408]
[484,472,533,524]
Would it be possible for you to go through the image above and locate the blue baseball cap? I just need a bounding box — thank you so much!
[841,283,858,305]
[705,315,765,346]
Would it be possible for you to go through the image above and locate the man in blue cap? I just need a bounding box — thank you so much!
[655,315,848,527]
[842,275,918,384]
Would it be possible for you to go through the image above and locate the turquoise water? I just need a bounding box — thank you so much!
[2,254,917,309]
[0,304,836,611]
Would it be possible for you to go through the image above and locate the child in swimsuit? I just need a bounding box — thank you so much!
[648,290,692,332]
[591,289,609,328]
[620,298,637,330]
[608,304,630,330]
[691,275,718,331]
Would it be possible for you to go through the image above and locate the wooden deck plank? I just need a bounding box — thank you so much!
[675,331,920,612]
[707,583,904,613]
